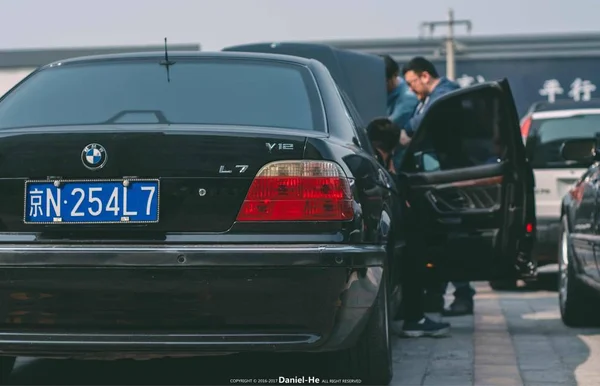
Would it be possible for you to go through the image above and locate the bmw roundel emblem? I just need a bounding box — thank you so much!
[81,143,108,170]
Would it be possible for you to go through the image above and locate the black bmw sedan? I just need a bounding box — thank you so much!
[0,45,534,384]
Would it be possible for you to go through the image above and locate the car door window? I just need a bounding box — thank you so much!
[409,90,508,173]
[416,151,441,172]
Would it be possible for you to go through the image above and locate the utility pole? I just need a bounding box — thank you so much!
[420,9,472,81]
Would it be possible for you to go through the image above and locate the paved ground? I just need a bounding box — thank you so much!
[5,280,600,385]
[392,281,600,386]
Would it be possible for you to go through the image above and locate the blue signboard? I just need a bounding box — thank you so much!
[430,57,600,118]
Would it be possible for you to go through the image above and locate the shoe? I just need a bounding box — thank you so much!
[399,316,450,338]
[441,298,473,317]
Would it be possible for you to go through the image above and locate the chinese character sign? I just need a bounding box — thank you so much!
[27,187,61,219]
[538,79,564,103]
[449,57,600,117]
[456,74,475,88]
[568,78,597,101]
[456,74,486,88]
[539,78,597,103]
[29,188,44,218]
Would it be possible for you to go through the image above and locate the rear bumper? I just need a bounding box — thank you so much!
[0,244,385,359]
[533,218,561,264]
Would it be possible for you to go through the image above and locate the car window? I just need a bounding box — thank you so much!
[422,152,441,171]
[526,114,600,169]
[0,59,326,131]
[408,87,507,172]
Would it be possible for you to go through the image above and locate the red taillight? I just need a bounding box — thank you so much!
[236,160,354,222]
[570,183,584,201]
[521,116,532,143]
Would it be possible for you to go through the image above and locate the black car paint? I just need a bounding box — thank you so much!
[0,244,384,356]
[524,111,600,267]
[0,52,397,358]
[562,162,600,285]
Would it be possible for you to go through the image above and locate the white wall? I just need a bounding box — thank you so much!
[0,68,36,97]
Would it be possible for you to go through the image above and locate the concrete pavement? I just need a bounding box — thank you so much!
[392,282,600,386]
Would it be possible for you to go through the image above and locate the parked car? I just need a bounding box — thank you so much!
[0,44,535,385]
[491,99,600,290]
[559,137,600,327]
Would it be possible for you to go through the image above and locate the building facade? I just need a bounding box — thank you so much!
[2,34,600,117]
[318,32,600,117]
[0,43,201,96]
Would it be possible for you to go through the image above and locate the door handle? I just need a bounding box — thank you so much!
[437,217,462,225]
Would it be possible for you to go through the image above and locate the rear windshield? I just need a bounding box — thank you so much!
[525,114,600,168]
[0,59,325,131]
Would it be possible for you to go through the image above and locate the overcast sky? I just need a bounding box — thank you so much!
[0,0,597,51]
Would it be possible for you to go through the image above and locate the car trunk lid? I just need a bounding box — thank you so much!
[0,125,316,236]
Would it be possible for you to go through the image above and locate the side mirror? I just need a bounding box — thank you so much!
[560,139,598,163]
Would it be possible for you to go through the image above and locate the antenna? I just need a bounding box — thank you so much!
[164,37,169,63]
[160,37,176,82]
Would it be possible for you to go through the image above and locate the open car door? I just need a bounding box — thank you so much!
[399,79,536,282]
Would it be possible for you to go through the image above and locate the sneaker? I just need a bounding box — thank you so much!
[400,316,450,338]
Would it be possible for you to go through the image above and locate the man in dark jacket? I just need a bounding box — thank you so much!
[367,118,451,338]
[400,57,476,317]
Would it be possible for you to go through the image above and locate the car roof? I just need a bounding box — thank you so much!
[526,99,600,114]
[222,42,388,125]
[41,50,315,68]
[531,108,600,120]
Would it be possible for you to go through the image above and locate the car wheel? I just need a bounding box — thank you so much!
[0,356,15,384]
[336,275,392,385]
[558,217,600,327]
[489,280,518,291]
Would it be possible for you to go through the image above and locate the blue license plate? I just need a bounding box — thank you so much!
[24,179,160,224]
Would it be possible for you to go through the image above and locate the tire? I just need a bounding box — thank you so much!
[558,217,600,327]
[335,276,392,385]
[0,356,15,384]
[489,279,518,291]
